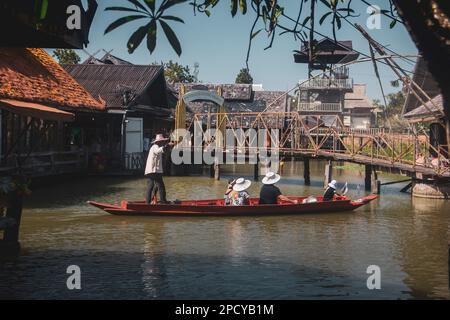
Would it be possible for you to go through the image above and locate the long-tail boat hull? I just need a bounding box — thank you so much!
[87,195,378,217]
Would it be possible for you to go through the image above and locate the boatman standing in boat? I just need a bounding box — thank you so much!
[145,134,174,204]
[323,180,341,201]
[259,172,297,205]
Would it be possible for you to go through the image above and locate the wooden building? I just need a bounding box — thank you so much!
[403,57,448,158]
[0,48,105,176]
[64,55,173,170]
[343,84,378,129]
[293,39,362,128]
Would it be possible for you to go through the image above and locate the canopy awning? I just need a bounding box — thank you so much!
[0,99,74,122]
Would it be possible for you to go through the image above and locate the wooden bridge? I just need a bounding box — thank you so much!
[181,112,450,182]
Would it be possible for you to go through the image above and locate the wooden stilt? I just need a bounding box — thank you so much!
[371,169,380,194]
[324,160,332,188]
[1,193,23,254]
[253,161,259,181]
[365,165,372,191]
[209,164,214,178]
[214,163,220,180]
[304,158,311,185]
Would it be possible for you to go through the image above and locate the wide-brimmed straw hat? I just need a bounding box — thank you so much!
[328,180,337,189]
[262,172,281,185]
[152,134,169,144]
[233,177,251,192]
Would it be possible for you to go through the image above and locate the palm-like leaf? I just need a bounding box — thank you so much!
[127,0,149,12]
[128,22,152,53]
[158,0,189,14]
[105,15,148,34]
[105,0,185,56]
[144,0,156,13]
[105,6,148,14]
[160,20,182,56]
[147,19,158,53]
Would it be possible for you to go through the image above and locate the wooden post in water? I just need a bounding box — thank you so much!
[371,169,380,194]
[304,158,311,185]
[324,160,332,188]
[214,157,220,181]
[253,159,259,181]
[1,192,23,254]
[365,165,372,191]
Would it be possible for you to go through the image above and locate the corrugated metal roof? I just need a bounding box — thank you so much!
[403,94,443,120]
[172,83,253,101]
[64,64,163,109]
[403,57,441,114]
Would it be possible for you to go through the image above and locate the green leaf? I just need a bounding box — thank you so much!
[161,15,185,23]
[127,0,149,13]
[240,0,247,14]
[231,0,238,17]
[205,9,211,17]
[160,20,182,56]
[319,12,332,25]
[105,6,149,14]
[104,15,148,34]
[390,19,397,28]
[127,22,151,53]
[319,0,331,9]
[301,16,311,27]
[262,6,268,25]
[144,0,156,13]
[158,0,189,14]
[147,19,158,54]
[335,15,341,29]
[251,29,262,39]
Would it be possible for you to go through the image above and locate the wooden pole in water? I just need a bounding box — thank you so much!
[2,192,23,253]
[365,165,372,191]
[371,168,380,194]
[304,158,311,185]
[253,158,259,181]
[324,160,332,188]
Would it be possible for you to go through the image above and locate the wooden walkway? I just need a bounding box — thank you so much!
[181,112,450,178]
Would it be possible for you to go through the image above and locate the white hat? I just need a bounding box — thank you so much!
[262,172,281,185]
[328,180,337,189]
[152,134,169,144]
[233,177,251,192]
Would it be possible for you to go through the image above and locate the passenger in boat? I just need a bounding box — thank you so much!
[145,134,173,204]
[323,180,341,201]
[259,172,297,205]
[228,178,251,206]
[224,179,236,205]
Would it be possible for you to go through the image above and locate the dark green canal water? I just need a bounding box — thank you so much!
[0,161,449,299]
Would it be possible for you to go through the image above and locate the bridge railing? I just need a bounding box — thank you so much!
[297,102,342,113]
[185,112,450,177]
[299,78,353,90]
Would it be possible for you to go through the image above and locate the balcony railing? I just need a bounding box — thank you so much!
[299,78,353,90]
[297,102,342,113]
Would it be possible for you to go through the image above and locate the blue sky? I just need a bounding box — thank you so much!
[64,0,419,102]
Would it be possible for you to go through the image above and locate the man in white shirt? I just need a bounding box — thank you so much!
[145,134,172,204]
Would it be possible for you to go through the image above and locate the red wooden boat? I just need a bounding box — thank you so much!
[87,195,378,216]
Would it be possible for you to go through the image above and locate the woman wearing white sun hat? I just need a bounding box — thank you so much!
[259,172,297,205]
[323,179,341,201]
[225,177,251,206]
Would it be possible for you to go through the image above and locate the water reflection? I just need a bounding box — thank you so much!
[0,160,448,299]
